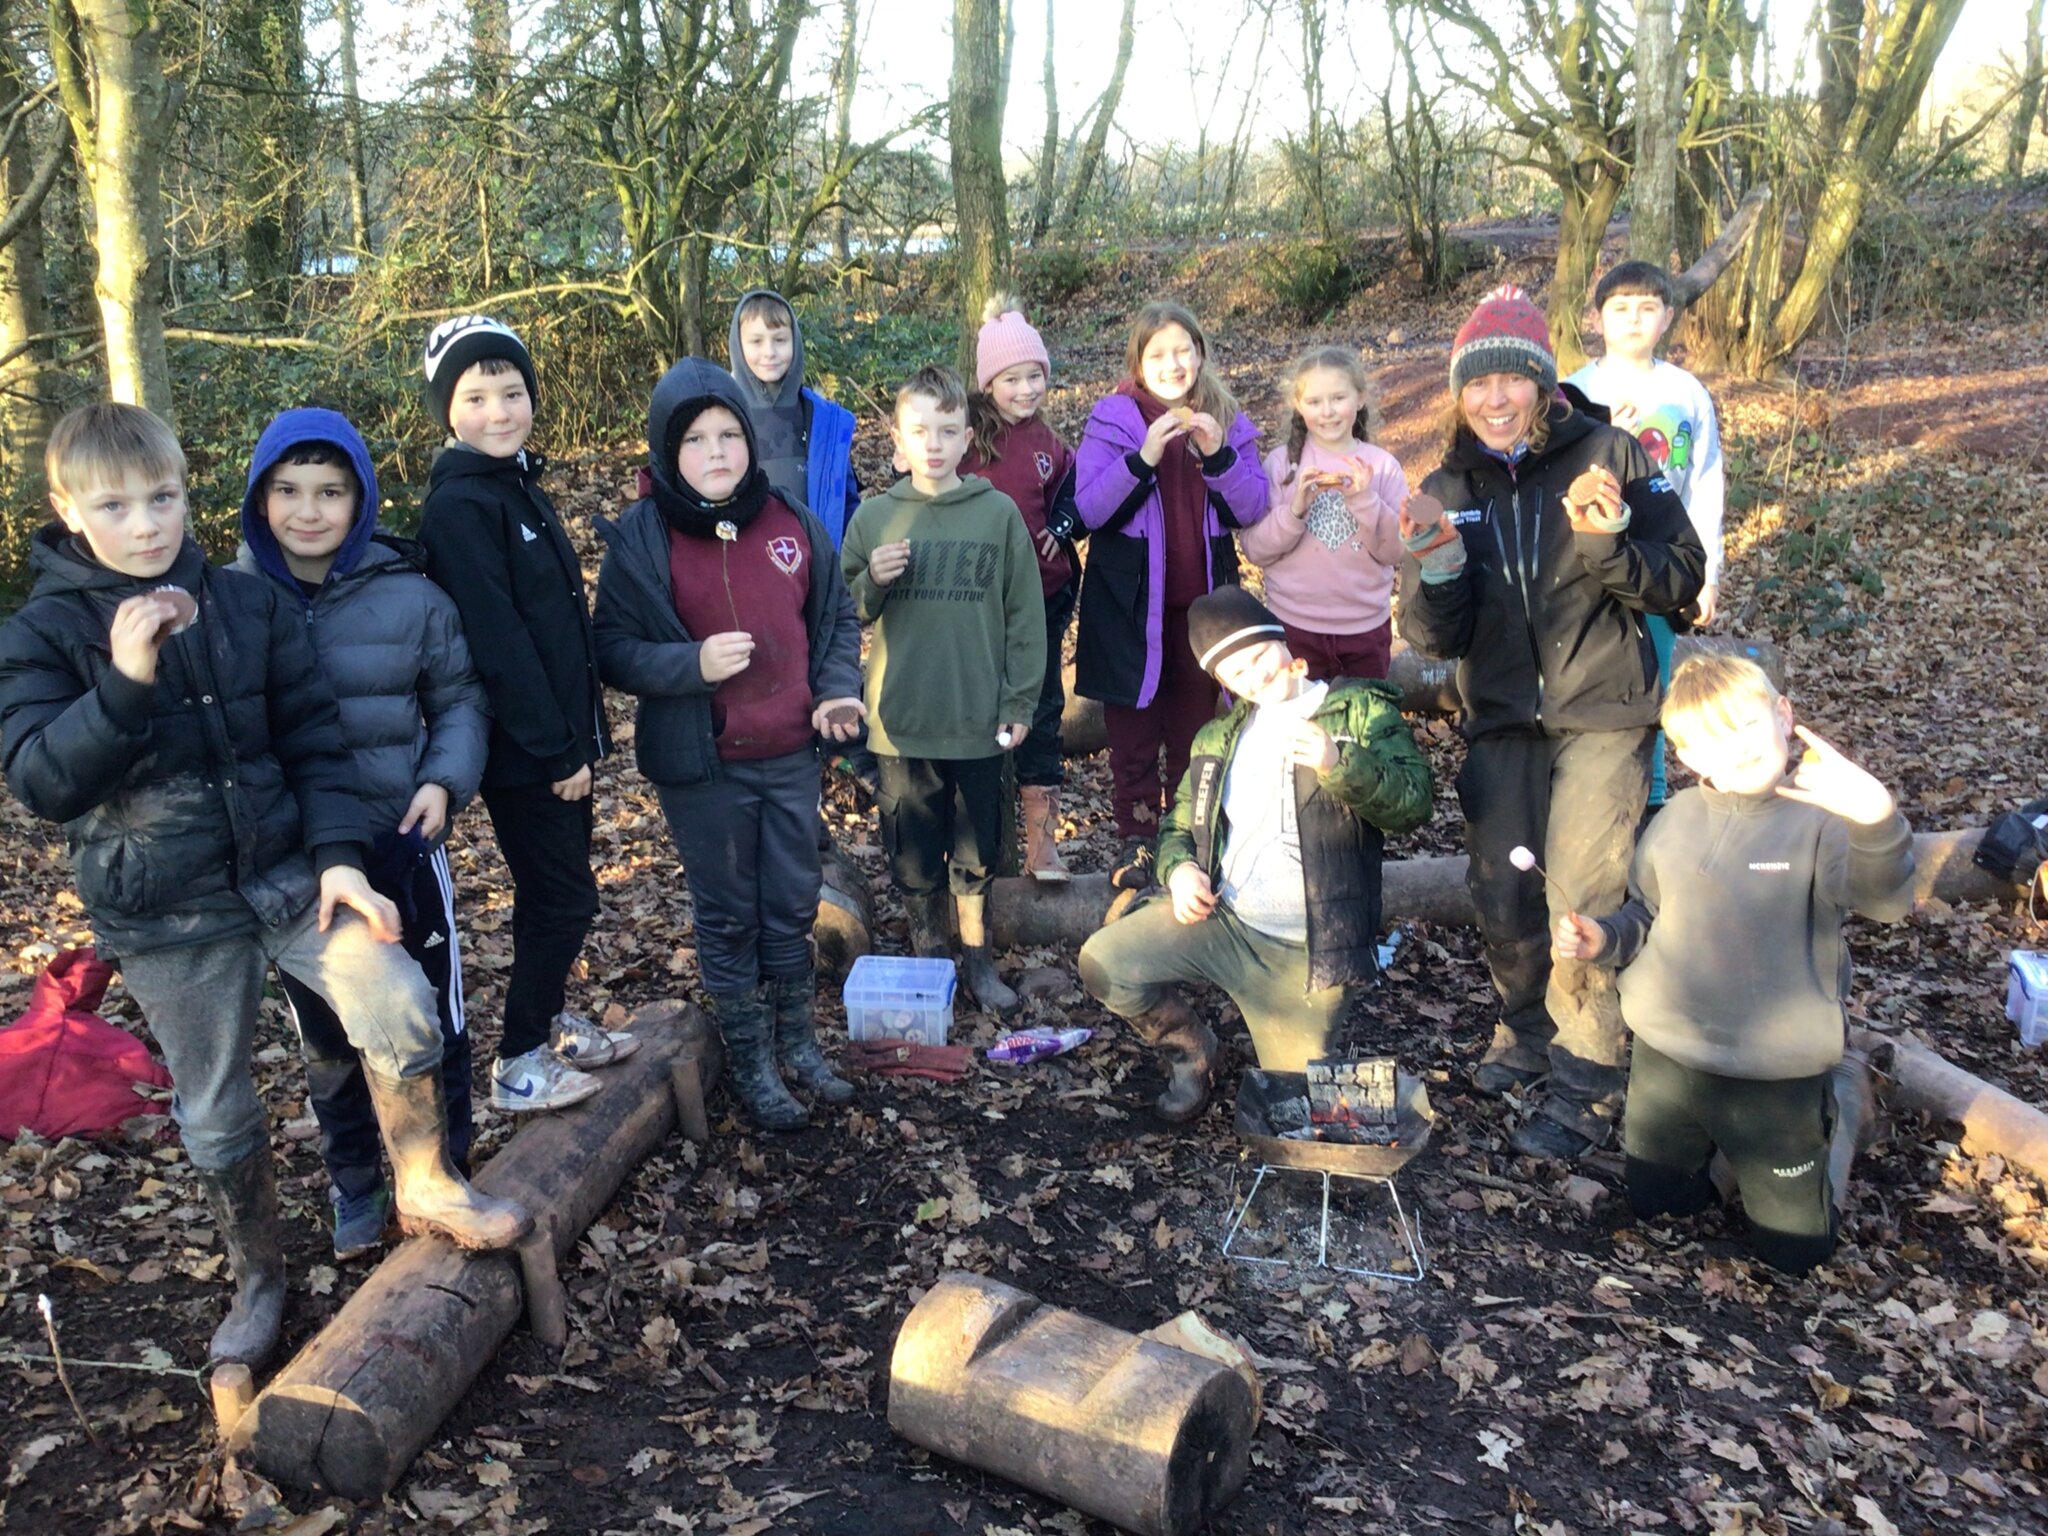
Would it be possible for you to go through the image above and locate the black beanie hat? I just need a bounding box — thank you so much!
[1188,587,1286,677]
[422,315,538,430]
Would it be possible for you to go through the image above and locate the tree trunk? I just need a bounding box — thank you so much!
[0,24,62,475]
[1629,0,1679,264]
[469,0,512,288]
[1297,0,1332,238]
[1058,0,1135,230]
[1028,0,1057,243]
[1756,0,1968,372]
[2007,0,2045,180]
[338,0,373,254]
[950,0,1011,374]
[1550,167,1625,375]
[50,0,177,420]
[226,0,311,316]
[830,0,859,267]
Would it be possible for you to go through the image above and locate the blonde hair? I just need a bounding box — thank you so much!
[1281,344,1378,472]
[1661,654,1782,753]
[46,402,186,500]
[1125,300,1241,426]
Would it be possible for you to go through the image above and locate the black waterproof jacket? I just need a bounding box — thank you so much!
[0,528,368,958]
[418,445,607,787]
[1396,399,1705,741]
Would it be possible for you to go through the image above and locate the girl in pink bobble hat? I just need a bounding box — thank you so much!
[964,294,1081,882]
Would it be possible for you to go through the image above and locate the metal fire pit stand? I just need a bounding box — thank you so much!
[1222,1069,1433,1284]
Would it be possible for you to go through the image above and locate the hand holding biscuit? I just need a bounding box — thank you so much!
[1139,409,1190,467]
[1564,466,1623,531]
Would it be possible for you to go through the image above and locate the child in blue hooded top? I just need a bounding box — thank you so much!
[237,408,491,1261]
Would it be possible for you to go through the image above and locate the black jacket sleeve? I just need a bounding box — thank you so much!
[1572,428,1706,617]
[0,609,158,824]
[420,485,585,777]
[800,507,863,704]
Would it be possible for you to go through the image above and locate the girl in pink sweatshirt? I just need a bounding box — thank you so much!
[1241,345,1409,680]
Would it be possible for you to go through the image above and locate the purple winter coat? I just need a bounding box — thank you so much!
[1071,396,1268,708]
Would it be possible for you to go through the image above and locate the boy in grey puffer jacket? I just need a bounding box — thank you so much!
[1554,655,1913,1275]
[238,407,489,1260]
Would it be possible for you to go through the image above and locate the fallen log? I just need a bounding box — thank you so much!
[987,829,2011,948]
[817,835,877,983]
[229,1004,718,1501]
[1057,633,1784,757]
[1851,1026,2048,1186]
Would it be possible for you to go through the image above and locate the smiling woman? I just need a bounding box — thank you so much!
[1396,283,1708,1163]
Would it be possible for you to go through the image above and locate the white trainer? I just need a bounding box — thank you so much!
[551,1011,642,1068]
[490,1046,602,1114]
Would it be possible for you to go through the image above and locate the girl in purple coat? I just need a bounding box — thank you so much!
[1073,301,1268,887]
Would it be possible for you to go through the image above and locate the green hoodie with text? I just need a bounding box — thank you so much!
[840,475,1046,759]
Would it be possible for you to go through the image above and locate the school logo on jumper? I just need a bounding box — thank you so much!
[1035,450,1054,482]
[767,535,802,575]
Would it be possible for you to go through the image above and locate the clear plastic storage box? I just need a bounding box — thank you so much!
[2008,950,2048,1048]
[843,955,957,1045]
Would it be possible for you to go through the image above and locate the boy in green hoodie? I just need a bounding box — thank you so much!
[840,366,1046,1014]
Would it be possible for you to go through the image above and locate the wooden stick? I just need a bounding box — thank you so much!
[209,1363,255,1441]
[669,1056,710,1145]
[517,1229,567,1351]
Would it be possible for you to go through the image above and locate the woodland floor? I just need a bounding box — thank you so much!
[3,226,2048,1536]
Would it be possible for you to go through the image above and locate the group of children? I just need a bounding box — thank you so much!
[0,257,1911,1387]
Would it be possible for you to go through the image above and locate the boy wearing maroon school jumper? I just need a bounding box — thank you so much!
[592,360,863,1132]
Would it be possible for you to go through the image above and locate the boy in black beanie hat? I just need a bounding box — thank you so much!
[592,358,864,1132]
[1077,587,1433,1123]
[416,314,636,1115]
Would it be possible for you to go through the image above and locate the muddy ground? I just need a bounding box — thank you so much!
[4,218,2047,1536]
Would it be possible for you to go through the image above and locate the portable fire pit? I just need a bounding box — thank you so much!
[1222,1067,1433,1283]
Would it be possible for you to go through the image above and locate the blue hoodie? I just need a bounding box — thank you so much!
[240,407,382,594]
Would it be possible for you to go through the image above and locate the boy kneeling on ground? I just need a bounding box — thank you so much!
[1554,655,1913,1275]
[0,404,529,1371]
[1078,588,1432,1121]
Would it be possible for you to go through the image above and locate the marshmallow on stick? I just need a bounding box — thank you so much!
[1509,844,1571,906]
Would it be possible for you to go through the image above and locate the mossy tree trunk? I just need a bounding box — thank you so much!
[49,0,179,420]
[950,0,1011,375]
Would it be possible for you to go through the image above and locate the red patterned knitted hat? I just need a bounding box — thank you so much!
[1449,285,1556,395]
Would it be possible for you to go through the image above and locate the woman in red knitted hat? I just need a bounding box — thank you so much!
[1397,285,1706,1160]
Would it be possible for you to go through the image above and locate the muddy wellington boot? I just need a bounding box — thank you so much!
[769,969,854,1104]
[709,986,808,1131]
[903,889,953,959]
[954,892,1019,1017]
[363,1067,533,1249]
[1125,990,1218,1123]
[195,1149,289,1367]
[1019,785,1072,882]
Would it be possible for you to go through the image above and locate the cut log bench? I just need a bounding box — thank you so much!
[890,1273,1255,1536]
[223,1004,719,1499]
